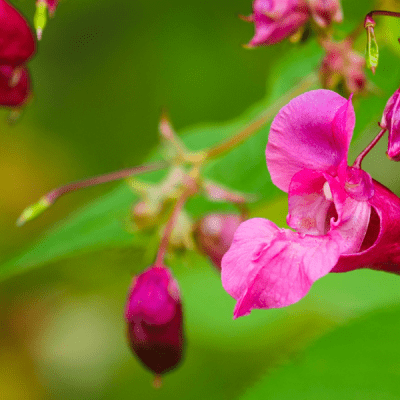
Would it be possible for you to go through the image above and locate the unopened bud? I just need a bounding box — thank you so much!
[132,201,160,230]
[34,1,47,41]
[381,87,400,161]
[364,15,378,73]
[125,265,184,376]
[194,214,243,271]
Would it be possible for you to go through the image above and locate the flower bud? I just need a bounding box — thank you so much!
[319,39,366,96]
[194,214,243,271]
[381,87,400,161]
[308,0,343,28]
[125,265,184,376]
[245,0,309,47]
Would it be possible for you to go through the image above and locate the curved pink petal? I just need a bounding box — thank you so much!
[266,90,355,192]
[222,198,370,318]
[333,181,400,273]
[287,169,332,235]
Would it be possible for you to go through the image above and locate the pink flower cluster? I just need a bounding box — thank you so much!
[221,89,400,319]
[245,0,342,47]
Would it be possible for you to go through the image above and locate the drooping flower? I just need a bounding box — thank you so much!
[319,39,367,95]
[195,214,244,271]
[380,87,400,161]
[244,0,310,47]
[125,265,184,376]
[221,89,400,319]
[0,0,35,107]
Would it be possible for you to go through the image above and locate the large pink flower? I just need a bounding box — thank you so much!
[221,89,400,319]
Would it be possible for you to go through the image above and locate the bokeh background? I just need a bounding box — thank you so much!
[2,0,400,398]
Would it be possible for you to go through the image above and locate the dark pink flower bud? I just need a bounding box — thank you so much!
[245,0,309,47]
[319,39,367,95]
[0,65,30,107]
[308,0,343,28]
[43,0,59,16]
[0,0,35,67]
[195,214,243,270]
[125,265,184,376]
[381,88,400,161]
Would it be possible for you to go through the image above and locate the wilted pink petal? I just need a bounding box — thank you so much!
[44,0,59,16]
[247,0,309,47]
[0,0,35,66]
[125,265,184,375]
[381,87,400,161]
[0,65,30,107]
[266,90,355,192]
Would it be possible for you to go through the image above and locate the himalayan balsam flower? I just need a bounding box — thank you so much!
[125,265,184,376]
[308,0,343,28]
[195,214,244,271]
[320,39,366,95]
[0,0,35,107]
[221,89,400,319]
[381,87,400,161]
[244,0,343,47]
[245,0,310,47]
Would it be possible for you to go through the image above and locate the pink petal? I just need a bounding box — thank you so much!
[266,90,355,192]
[287,169,332,235]
[221,198,370,318]
[333,180,400,273]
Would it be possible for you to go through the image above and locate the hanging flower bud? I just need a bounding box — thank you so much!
[0,0,35,108]
[125,265,184,376]
[308,0,343,28]
[319,39,367,95]
[244,0,310,47]
[381,87,400,161]
[194,214,244,271]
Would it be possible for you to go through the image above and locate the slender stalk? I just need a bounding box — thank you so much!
[352,128,386,169]
[17,161,168,226]
[154,187,193,266]
[206,73,319,160]
[367,10,400,19]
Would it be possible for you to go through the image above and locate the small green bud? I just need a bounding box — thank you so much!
[365,16,378,74]
[16,197,51,226]
[34,1,48,41]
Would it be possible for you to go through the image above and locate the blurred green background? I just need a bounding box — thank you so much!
[2,0,400,398]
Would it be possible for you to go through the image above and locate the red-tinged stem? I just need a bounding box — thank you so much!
[367,10,400,20]
[45,161,168,205]
[352,128,386,169]
[154,187,193,266]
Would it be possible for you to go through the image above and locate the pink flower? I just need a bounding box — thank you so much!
[308,0,343,28]
[0,0,35,107]
[195,214,244,271]
[319,39,367,95]
[380,87,400,161]
[245,0,309,47]
[221,89,400,319]
[125,265,184,375]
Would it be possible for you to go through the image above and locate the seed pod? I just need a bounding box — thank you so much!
[125,265,184,376]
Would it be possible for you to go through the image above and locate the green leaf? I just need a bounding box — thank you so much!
[241,304,400,399]
[2,41,400,281]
